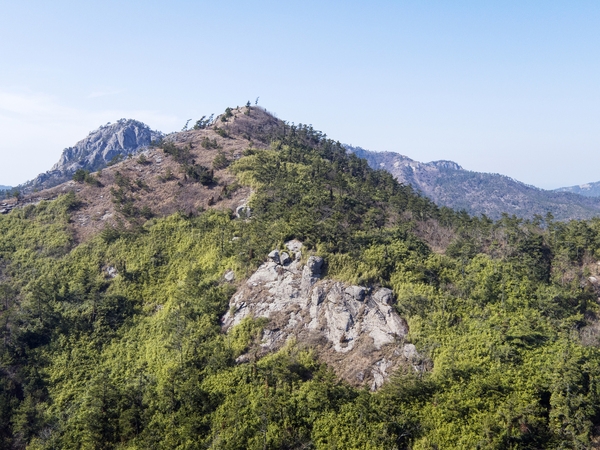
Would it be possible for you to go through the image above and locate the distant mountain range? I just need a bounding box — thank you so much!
[22,119,162,191]
[0,185,11,191]
[345,145,600,221]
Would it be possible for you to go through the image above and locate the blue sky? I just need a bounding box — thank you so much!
[1,1,599,189]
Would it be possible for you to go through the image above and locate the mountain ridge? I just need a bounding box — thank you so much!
[346,144,600,221]
[13,115,600,222]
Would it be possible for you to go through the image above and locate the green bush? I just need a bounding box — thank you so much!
[183,164,214,185]
[201,137,219,149]
[107,154,124,166]
[193,114,213,130]
[220,107,233,122]
[212,150,230,170]
[73,169,101,186]
[214,127,229,138]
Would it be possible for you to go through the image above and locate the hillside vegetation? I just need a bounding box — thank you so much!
[2,107,600,448]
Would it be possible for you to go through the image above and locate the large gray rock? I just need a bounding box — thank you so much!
[221,243,413,390]
[280,252,291,265]
[306,256,323,275]
[268,250,280,264]
[22,119,162,192]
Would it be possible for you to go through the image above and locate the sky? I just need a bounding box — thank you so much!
[1,1,599,189]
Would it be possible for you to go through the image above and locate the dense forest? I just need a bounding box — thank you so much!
[2,113,600,449]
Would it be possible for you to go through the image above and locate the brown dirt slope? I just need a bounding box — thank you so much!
[18,106,283,242]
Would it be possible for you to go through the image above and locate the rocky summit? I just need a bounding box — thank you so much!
[22,119,162,191]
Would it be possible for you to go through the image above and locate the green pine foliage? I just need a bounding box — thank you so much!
[2,120,600,448]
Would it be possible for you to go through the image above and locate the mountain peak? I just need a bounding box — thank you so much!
[428,160,462,170]
[23,119,162,191]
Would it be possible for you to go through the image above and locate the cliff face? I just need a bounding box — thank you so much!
[222,240,421,390]
[555,181,600,198]
[22,119,162,191]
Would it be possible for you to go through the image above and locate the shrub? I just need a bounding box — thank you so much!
[221,181,240,199]
[84,175,102,187]
[214,127,229,138]
[220,107,233,122]
[140,205,154,219]
[135,178,150,191]
[149,137,164,148]
[162,143,192,164]
[107,154,124,166]
[193,114,214,130]
[183,164,214,185]
[72,169,89,183]
[159,168,176,182]
[114,171,131,190]
[201,137,219,149]
[212,151,230,170]
[73,169,101,187]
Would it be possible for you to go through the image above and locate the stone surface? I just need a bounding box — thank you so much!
[235,205,251,218]
[22,119,162,192]
[224,270,235,282]
[268,250,280,264]
[222,243,414,389]
[285,239,303,253]
[280,252,291,265]
[105,266,118,279]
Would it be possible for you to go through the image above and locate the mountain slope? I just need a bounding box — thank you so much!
[22,119,162,191]
[17,108,283,241]
[555,180,600,197]
[347,144,600,221]
[3,106,600,448]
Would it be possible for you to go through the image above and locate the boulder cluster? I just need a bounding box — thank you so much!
[222,240,419,389]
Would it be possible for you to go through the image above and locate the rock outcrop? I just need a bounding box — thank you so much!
[222,241,417,390]
[22,119,162,191]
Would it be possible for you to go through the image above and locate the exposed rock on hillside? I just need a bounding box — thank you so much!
[22,119,162,191]
[555,180,600,198]
[222,241,417,390]
[346,145,600,221]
